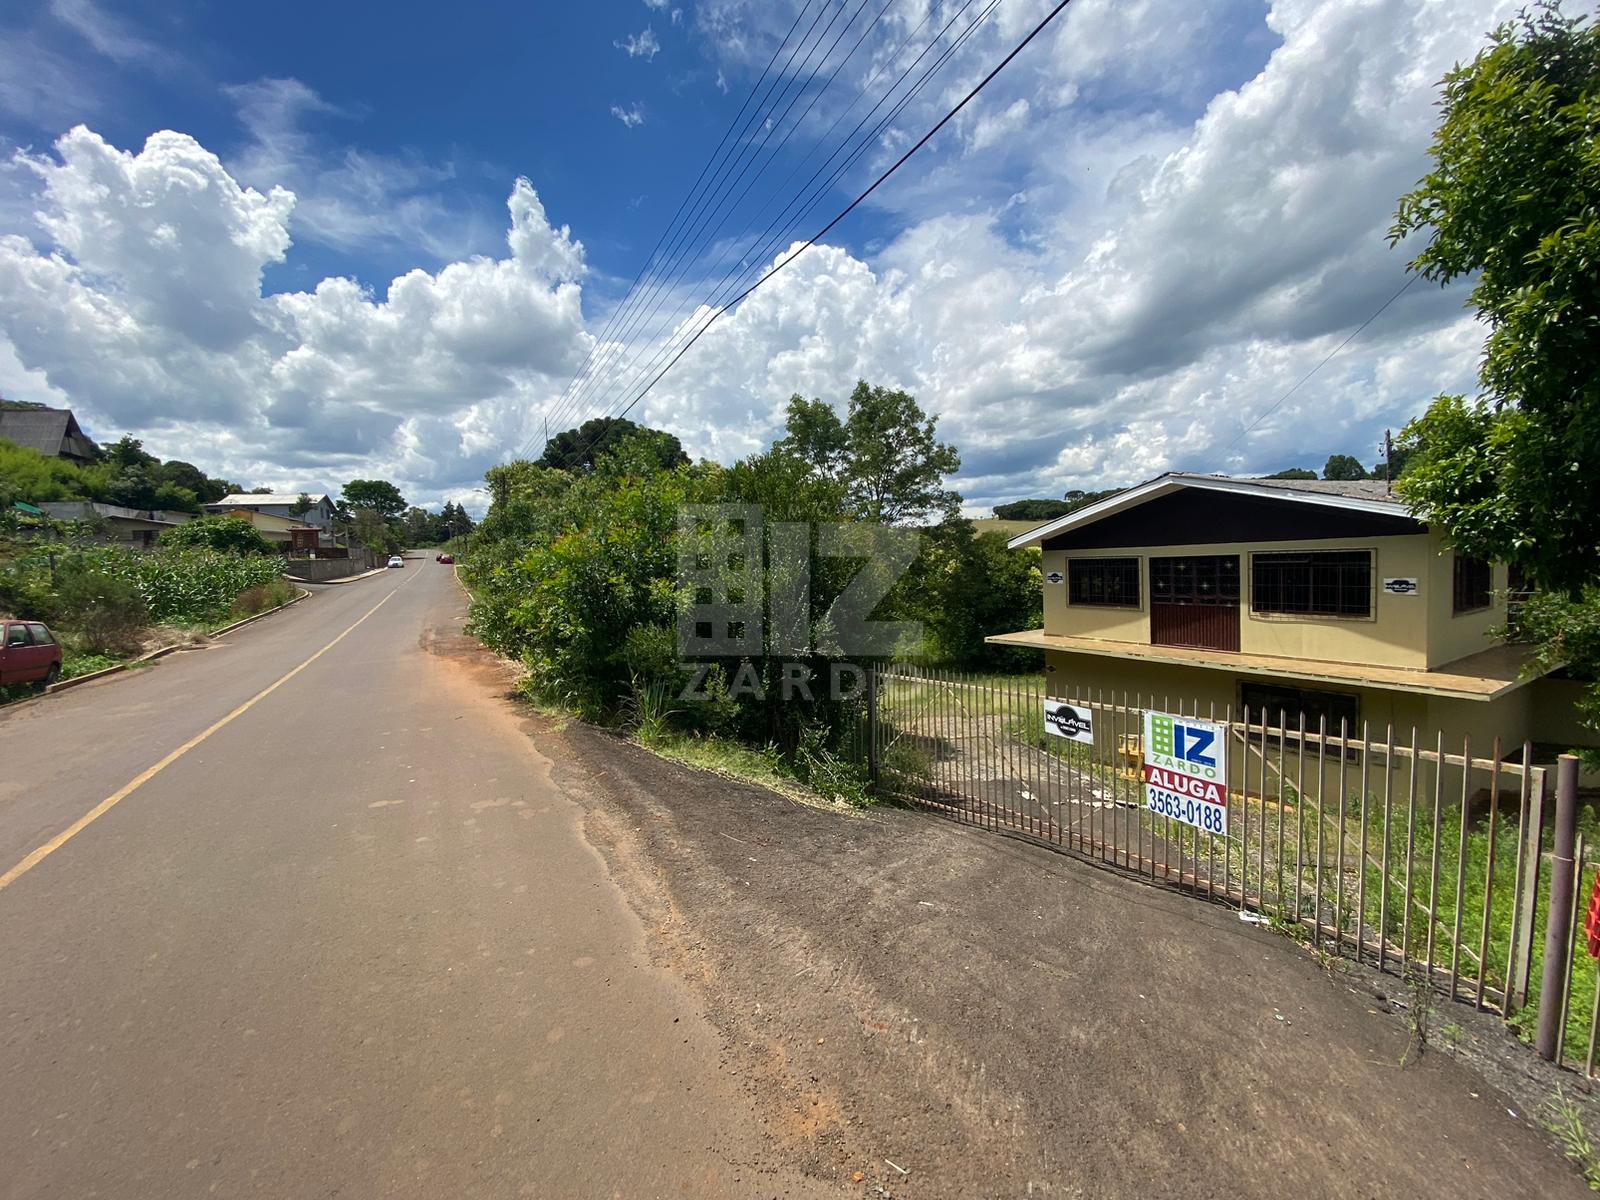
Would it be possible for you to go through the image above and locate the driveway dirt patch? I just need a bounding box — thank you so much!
[421,590,1589,1196]
[546,724,1589,1198]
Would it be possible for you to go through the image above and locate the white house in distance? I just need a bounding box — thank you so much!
[203,493,337,530]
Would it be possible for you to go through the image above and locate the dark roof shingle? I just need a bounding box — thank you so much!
[0,408,97,462]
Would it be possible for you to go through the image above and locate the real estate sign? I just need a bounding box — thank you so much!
[1142,711,1229,837]
[1042,698,1094,744]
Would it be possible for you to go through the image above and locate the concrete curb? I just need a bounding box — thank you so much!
[46,642,188,694]
[281,566,389,586]
[4,587,312,709]
[207,585,311,639]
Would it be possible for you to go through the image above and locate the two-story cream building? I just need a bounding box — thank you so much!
[988,473,1590,755]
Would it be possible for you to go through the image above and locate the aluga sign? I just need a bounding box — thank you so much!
[1141,711,1229,837]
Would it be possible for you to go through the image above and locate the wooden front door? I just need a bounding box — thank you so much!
[1150,555,1241,652]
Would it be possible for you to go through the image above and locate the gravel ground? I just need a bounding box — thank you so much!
[543,722,1591,1197]
[434,617,1592,1197]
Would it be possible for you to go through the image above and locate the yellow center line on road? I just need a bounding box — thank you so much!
[0,572,418,893]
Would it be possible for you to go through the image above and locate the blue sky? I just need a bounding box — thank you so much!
[0,1,1538,512]
[4,3,751,290]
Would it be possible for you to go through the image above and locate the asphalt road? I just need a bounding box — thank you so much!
[0,560,828,1199]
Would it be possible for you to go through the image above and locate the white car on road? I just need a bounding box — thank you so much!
[387,555,404,568]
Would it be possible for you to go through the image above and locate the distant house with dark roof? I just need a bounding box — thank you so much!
[0,406,98,466]
[37,501,195,549]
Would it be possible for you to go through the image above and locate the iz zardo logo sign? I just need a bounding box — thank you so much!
[1141,711,1229,837]
[675,504,923,702]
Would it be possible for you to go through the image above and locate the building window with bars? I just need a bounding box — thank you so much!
[1251,550,1373,618]
[1453,554,1493,614]
[1067,556,1141,608]
[1239,681,1360,736]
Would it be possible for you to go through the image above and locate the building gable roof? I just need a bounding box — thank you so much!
[1006,473,1416,550]
[0,407,97,461]
[208,493,331,509]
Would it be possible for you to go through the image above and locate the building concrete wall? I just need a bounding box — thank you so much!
[281,549,382,580]
[1426,554,1507,668]
[1041,531,1508,672]
[1041,648,1543,751]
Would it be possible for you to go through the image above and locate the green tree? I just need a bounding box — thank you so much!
[102,435,156,471]
[440,500,475,539]
[1369,444,1416,481]
[774,397,850,483]
[1061,488,1119,513]
[994,499,1072,521]
[1390,3,1600,758]
[288,492,314,519]
[1390,2,1600,596]
[1322,454,1369,481]
[348,508,402,554]
[778,381,961,524]
[538,417,688,473]
[341,479,407,519]
[911,526,1043,670]
[159,460,229,504]
[401,505,450,546]
[160,515,276,555]
[54,561,149,655]
[105,465,162,510]
[1265,467,1318,481]
[0,439,114,506]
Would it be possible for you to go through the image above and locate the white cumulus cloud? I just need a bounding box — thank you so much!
[619,0,1514,512]
[0,0,1549,519]
[0,126,589,505]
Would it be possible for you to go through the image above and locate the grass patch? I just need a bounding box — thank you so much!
[638,731,823,803]
[1328,784,1600,1061]
[1195,759,1600,1063]
[221,578,300,623]
[512,676,577,728]
[877,669,1040,724]
[60,650,126,679]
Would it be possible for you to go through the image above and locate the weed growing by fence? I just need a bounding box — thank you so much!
[1542,1085,1600,1191]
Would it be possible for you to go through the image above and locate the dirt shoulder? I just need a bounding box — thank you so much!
[422,601,1588,1197]
[549,723,1590,1198]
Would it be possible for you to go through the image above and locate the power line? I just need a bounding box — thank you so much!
[530,0,846,451]
[556,0,1076,474]
[525,1,827,455]
[1220,272,1422,456]
[539,0,886,449]
[570,0,996,439]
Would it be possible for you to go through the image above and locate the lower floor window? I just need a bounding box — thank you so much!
[1239,681,1360,736]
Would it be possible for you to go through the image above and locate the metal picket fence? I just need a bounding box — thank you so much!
[850,664,1596,1074]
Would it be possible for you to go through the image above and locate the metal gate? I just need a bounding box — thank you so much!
[854,664,1594,1075]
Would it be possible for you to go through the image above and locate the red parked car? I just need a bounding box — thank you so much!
[438,553,455,565]
[0,620,63,689]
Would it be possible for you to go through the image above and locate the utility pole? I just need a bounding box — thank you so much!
[1383,429,1394,494]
